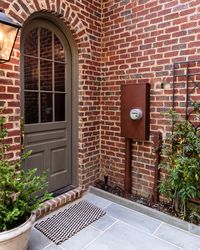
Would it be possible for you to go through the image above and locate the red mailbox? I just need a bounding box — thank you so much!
[121,83,150,141]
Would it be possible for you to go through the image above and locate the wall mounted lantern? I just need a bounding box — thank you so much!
[0,11,21,63]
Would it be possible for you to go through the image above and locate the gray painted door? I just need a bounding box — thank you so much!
[21,20,72,193]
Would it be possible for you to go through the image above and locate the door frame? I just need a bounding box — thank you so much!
[20,12,79,188]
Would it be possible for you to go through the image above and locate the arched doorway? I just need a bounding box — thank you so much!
[21,17,74,194]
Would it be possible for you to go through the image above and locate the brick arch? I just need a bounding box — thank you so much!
[5,0,92,58]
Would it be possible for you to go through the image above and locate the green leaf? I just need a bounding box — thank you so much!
[0,114,52,231]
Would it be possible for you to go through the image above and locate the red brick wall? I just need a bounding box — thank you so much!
[101,0,200,197]
[1,0,200,197]
[0,0,102,189]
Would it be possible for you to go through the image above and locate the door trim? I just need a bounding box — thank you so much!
[20,12,79,188]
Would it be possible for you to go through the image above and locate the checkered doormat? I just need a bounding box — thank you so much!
[35,200,106,245]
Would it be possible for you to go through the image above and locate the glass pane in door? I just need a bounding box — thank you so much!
[25,92,39,124]
[55,62,65,92]
[41,93,53,123]
[54,35,65,62]
[24,56,38,90]
[24,28,38,57]
[40,28,52,60]
[40,59,52,91]
[55,93,65,121]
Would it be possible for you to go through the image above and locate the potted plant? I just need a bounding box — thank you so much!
[159,105,200,220]
[0,114,52,250]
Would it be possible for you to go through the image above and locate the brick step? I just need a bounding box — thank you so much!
[35,187,83,220]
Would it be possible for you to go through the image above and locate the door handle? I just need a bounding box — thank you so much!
[20,117,24,152]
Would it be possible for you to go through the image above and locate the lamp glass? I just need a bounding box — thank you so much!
[0,23,18,62]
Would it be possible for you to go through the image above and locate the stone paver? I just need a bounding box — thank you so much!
[84,221,180,250]
[154,223,200,250]
[29,193,200,250]
[84,193,113,209]
[60,226,101,250]
[42,244,61,250]
[105,203,161,234]
[90,214,117,231]
[28,228,52,250]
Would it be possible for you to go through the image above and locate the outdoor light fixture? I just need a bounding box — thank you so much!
[0,11,21,63]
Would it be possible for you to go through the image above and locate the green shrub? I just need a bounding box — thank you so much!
[0,115,52,231]
[159,107,200,219]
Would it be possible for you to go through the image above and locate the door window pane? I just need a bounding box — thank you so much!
[40,28,52,60]
[55,62,65,92]
[24,56,38,90]
[24,28,38,57]
[54,35,65,62]
[41,93,53,123]
[40,59,52,91]
[25,92,38,124]
[23,25,67,125]
[55,94,65,121]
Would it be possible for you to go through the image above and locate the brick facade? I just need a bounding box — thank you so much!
[101,0,200,197]
[0,0,102,189]
[0,0,200,197]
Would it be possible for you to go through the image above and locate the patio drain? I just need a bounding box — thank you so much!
[35,200,106,245]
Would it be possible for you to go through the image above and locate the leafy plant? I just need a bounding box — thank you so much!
[0,114,52,231]
[159,107,200,219]
[188,207,200,224]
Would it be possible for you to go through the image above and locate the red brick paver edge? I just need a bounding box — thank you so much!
[35,187,83,220]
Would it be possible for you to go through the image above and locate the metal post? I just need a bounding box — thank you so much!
[152,131,162,204]
[124,138,132,198]
[186,62,189,120]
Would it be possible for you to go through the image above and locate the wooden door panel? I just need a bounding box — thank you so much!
[25,130,65,144]
[51,146,67,175]
[24,151,45,174]
[24,127,71,192]
[50,146,68,192]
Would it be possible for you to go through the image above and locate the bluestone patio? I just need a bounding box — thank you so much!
[29,192,200,250]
